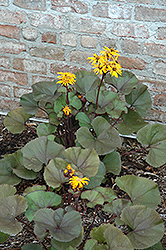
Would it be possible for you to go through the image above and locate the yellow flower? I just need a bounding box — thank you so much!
[63,106,71,115]
[100,46,120,60]
[64,164,75,177]
[69,176,90,191]
[57,72,76,87]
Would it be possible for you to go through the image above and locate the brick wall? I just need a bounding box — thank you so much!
[0,0,166,123]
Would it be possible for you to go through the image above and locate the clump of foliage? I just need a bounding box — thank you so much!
[0,47,165,250]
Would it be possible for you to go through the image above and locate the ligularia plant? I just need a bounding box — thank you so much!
[0,47,165,250]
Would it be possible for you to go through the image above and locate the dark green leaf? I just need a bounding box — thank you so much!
[0,184,16,198]
[49,112,61,126]
[21,243,42,250]
[116,175,161,209]
[0,231,9,243]
[104,199,131,216]
[37,123,56,137]
[135,241,163,250]
[94,187,117,203]
[90,224,109,244]
[23,185,46,196]
[121,205,164,249]
[54,93,66,113]
[76,112,91,129]
[69,92,82,110]
[103,150,121,175]
[20,92,38,115]
[4,108,31,134]
[81,190,104,207]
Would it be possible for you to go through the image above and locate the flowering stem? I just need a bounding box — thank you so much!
[62,183,67,204]
[112,111,125,127]
[81,206,88,217]
[66,87,69,106]
[106,214,117,224]
[95,73,105,111]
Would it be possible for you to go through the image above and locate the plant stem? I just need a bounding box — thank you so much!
[81,206,88,217]
[62,183,67,204]
[112,111,125,127]
[25,123,37,135]
[95,73,105,111]
[66,86,69,105]
[106,214,117,224]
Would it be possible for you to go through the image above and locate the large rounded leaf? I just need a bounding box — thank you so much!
[21,243,42,250]
[25,191,61,221]
[137,124,166,167]
[105,70,138,95]
[34,208,82,242]
[104,224,134,249]
[121,205,164,249]
[104,199,131,216]
[37,123,56,137]
[76,117,121,155]
[0,195,27,235]
[63,147,100,177]
[44,158,68,188]
[94,187,117,203]
[81,190,104,208]
[4,108,31,134]
[22,136,64,172]
[103,150,121,175]
[20,92,38,115]
[116,175,161,209]
[0,184,16,198]
[125,84,152,117]
[76,112,92,129]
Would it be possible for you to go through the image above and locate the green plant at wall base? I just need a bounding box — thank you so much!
[0,46,165,250]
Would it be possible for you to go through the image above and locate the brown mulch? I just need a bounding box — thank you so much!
[0,115,165,249]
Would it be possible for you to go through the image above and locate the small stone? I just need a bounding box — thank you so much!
[22,27,38,41]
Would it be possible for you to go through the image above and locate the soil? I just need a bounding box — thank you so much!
[0,115,165,250]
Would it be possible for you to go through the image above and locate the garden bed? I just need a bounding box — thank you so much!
[0,115,165,250]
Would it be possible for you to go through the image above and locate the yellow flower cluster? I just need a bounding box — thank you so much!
[57,72,76,87]
[64,164,75,177]
[62,106,71,115]
[69,176,90,192]
[87,46,122,78]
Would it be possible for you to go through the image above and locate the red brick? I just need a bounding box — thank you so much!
[51,0,88,14]
[0,0,9,6]
[109,4,132,19]
[22,27,38,41]
[121,39,141,54]
[32,75,55,85]
[0,9,27,24]
[30,46,65,60]
[135,6,166,22]
[112,23,149,38]
[154,94,166,107]
[0,99,20,111]
[42,31,57,44]
[119,57,146,70]
[0,39,26,54]
[157,27,166,40]
[60,32,77,47]
[13,58,47,75]
[14,0,46,10]
[70,50,93,64]
[143,43,166,59]
[153,60,166,77]
[81,35,97,48]
[50,63,86,75]
[70,17,106,34]
[30,13,63,29]
[0,70,27,86]
[0,24,20,40]
[0,57,10,69]
[92,2,108,17]
[14,86,32,98]
[0,84,11,97]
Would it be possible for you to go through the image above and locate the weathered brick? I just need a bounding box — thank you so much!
[42,31,57,44]
[51,0,88,14]
[0,0,9,6]
[0,70,27,85]
[153,60,166,77]
[0,9,27,24]
[0,84,11,97]
[14,86,32,98]
[70,50,92,64]
[0,39,26,54]
[0,57,10,69]
[112,23,149,38]
[100,37,117,48]
[157,27,166,40]
[109,4,132,19]
[30,13,63,29]
[70,16,106,34]
[139,77,166,93]
[158,0,166,5]
[22,27,38,41]
[32,75,55,85]
[13,58,47,75]
[125,0,153,3]
[119,56,146,70]
[135,6,166,22]
[30,46,65,60]
[61,32,77,47]
[143,43,166,59]
[154,94,166,108]
[92,2,108,17]
[14,0,46,10]
[121,39,140,54]
[81,35,97,48]
[0,99,20,111]
[0,24,20,40]
[146,109,166,123]
[50,63,86,75]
